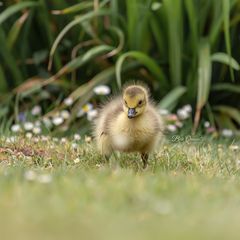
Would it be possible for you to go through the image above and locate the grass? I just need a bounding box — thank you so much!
[1,0,240,133]
[0,135,240,240]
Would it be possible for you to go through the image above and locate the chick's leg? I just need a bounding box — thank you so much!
[141,153,149,169]
[98,133,112,162]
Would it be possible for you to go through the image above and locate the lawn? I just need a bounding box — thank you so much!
[0,135,240,240]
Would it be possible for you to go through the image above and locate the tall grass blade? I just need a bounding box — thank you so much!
[45,45,113,85]
[52,2,93,15]
[214,105,240,124]
[7,11,29,50]
[193,38,211,133]
[222,0,234,81]
[126,0,138,50]
[0,1,39,24]
[164,0,182,86]
[158,86,186,111]
[211,83,240,93]
[48,9,110,70]
[0,28,23,85]
[116,51,167,89]
[211,52,240,70]
[0,64,8,92]
[38,0,61,71]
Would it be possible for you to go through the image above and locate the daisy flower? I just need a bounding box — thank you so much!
[87,109,98,121]
[64,97,73,106]
[31,105,42,116]
[52,116,64,126]
[167,124,177,132]
[93,85,111,95]
[11,124,21,133]
[74,134,81,141]
[24,122,34,131]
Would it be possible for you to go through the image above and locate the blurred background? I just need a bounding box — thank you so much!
[0,0,239,137]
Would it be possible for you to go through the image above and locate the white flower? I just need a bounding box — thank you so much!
[93,85,111,95]
[42,117,52,128]
[31,105,42,116]
[222,129,233,138]
[183,104,192,113]
[24,122,34,131]
[26,132,33,139]
[159,109,169,116]
[229,145,239,151]
[175,121,183,128]
[77,103,93,118]
[33,137,39,143]
[53,137,59,142]
[24,170,37,181]
[64,97,73,106]
[6,136,16,143]
[167,124,177,132]
[77,109,84,118]
[74,134,81,141]
[33,126,41,135]
[11,124,21,133]
[41,135,49,142]
[61,137,67,143]
[87,109,98,121]
[35,120,41,127]
[177,109,189,120]
[52,116,64,126]
[37,174,52,184]
[74,158,80,164]
[71,143,78,149]
[60,110,70,119]
[204,121,210,128]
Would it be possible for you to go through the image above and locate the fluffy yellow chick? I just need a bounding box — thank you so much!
[93,83,164,168]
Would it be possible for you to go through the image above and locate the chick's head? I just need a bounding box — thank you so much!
[122,86,148,119]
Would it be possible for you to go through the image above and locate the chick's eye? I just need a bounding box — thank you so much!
[124,100,127,105]
[138,100,143,105]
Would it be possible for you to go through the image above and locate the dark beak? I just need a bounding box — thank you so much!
[128,108,136,119]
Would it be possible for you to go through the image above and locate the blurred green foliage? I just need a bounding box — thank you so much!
[0,0,239,133]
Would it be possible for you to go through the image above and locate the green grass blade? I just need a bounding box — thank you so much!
[51,2,93,15]
[213,105,240,124]
[65,45,113,73]
[126,0,138,49]
[184,0,198,51]
[211,52,240,70]
[48,10,110,70]
[164,0,182,86]
[38,0,61,71]
[46,45,113,84]
[158,86,186,110]
[193,38,211,133]
[110,0,119,26]
[0,28,23,85]
[222,0,234,81]
[7,11,29,50]
[196,39,212,110]
[0,64,8,92]
[0,1,39,24]
[149,15,167,60]
[115,51,167,89]
[211,83,240,93]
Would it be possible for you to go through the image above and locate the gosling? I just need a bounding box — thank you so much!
[93,83,164,168]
